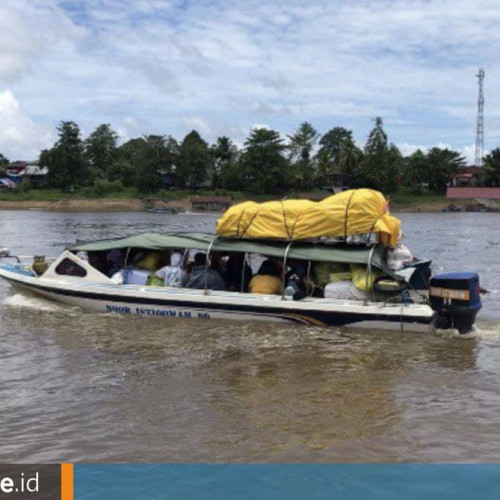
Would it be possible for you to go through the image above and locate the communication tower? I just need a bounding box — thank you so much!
[475,68,485,167]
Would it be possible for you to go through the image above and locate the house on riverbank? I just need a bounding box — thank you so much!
[449,166,483,188]
[5,162,48,187]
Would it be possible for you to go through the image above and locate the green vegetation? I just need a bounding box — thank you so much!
[482,148,500,186]
[0,185,447,211]
[387,188,447,207]
[42,121,88,188]
[2,116,494,203]
[177,131,211,189]
[0,187,138,201]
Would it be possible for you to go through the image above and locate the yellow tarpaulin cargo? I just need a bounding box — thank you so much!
[216,189,401,247]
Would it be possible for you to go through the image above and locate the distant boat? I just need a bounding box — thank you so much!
[142,198,179,214]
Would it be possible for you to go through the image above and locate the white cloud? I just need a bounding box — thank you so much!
[1,0,500,160]
[0,1,86,82]
[0,91,54,160]
[461,144,477,164]
[396,142,479,164]
[180,116,212,138]
[251,124,270,131]
[396,143,428,157]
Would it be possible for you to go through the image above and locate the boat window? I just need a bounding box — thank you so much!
[55,258,87,277]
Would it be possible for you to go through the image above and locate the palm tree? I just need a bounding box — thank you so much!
[338,137,362,186]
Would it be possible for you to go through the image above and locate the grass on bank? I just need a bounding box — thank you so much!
[0,184,447,208]
[0,186,248,202]
[388,189,447,207]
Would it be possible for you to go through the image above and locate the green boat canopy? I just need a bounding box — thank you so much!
[70,232,393,273]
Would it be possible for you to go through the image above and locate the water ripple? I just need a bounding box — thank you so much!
[0,211,499,462]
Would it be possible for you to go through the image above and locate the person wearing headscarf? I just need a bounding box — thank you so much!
[106,249,125,277]
[248,260,282,295]
[223,252,253,292]
[155,251,186,287]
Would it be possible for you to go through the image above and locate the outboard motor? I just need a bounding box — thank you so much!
[429,272,482,333]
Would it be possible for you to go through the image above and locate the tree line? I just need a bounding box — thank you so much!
[3,117,500,195]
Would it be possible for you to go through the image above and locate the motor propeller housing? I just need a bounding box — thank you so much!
[429,272,482,333]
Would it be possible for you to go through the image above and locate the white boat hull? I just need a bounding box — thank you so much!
[0,264,435,333]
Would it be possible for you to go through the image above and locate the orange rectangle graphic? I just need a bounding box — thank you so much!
[429,287,470,301]
[61,463,74,500]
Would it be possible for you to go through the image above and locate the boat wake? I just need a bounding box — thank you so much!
[474,320,500,341]
[1,293,68,313]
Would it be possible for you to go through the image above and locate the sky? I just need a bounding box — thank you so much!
[1,0,499,163]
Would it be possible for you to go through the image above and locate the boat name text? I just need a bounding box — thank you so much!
[105,304,210,319]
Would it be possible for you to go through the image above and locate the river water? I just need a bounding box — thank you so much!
[0,210,499,463]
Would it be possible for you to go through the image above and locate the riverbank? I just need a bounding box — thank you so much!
[0,198,193,212]
[0,197,449,213]
[0,198,145,211]
[0,197,451,212]
[393,200,449,212]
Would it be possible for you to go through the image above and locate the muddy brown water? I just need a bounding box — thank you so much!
[0,211,499,462]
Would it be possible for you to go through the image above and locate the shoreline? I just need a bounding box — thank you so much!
[0,197,451,213]
[0,199,145,212]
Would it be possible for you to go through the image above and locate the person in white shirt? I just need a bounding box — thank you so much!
[155,251,186,287]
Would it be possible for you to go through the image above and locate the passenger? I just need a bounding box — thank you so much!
[182,253,226,290]
[273,258,284,281]
[285,260,322,299]
[154,251,186,287]
[285,259,308,281]
[183,250,193,274]
[224,253,252,292]
[106,249,124,277]
[210,251,226,275]
[55,257,87,277]
[248,260,282,295]
[134,250,165,271]
[88,251,107,275]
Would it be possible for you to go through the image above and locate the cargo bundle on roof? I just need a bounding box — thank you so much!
[216,189,401,247]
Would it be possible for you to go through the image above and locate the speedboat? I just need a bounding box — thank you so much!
[0,189,483,333]
[0,232,481,333]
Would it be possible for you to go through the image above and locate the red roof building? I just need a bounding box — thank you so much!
[446,187,500,210]
[447,187,500,199]
[449,166,482,187]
